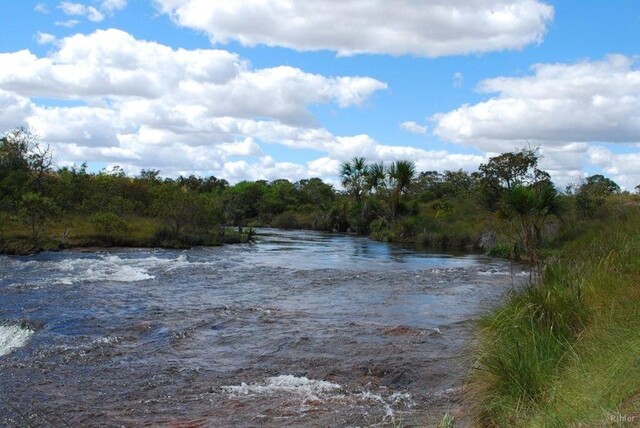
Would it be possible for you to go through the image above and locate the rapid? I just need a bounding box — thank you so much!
[0,229,525,427]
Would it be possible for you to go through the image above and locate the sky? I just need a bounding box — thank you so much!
[0,0,639,189]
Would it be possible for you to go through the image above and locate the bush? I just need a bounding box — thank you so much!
[271,210,301,229]
[90,212,129,240]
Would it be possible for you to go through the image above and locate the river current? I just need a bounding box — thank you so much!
[0,229,525,427]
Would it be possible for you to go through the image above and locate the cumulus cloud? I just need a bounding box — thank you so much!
[434,55,640,151]
[586,146,640,190]
[58,2,105,22]
[36,32,57,45]
[0,29,385,126]
[432,54,640,187]
[34,3,49,14]
[101,0,127,13]
[0,90,35,131]
[155,0,553,57]
[400,121,428,135]
[0,29,400,183]
[55,19,80,28]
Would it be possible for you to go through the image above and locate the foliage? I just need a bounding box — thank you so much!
[470,206,640,426]
[0,126,635,261]
[498,182,562,263]
[18,192,59,245]
[477,148,549,210]
[575,174,621,218]
[340,157,369,203]
[89,212,130,241]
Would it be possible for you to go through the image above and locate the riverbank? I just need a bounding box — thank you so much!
[466,204,640,426]
[0,216,252,255]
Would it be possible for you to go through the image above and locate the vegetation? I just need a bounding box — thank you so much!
[469,201,640,426]
[2,127,638,258]
[0,128,247,253]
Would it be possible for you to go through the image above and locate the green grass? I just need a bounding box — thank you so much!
[0,214,248,254]
[468,204,640,426]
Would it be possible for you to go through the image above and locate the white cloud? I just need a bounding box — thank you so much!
[101,0,127,13]
[0,29,385,125]
[36,32,57,45]
[586,146,640,190]
[432,54,640,188]
[0,29,395,183]
[400,121,428,135]
[434,55,640,152]
[0,90,34,131]
[55,19,80,28]
[58,2,105,22]
[219,138,263,157]
[453,72,464,88]
[155,0,553,57]
[58,2,86,16]
[34,3,49,14]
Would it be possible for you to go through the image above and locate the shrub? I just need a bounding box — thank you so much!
[90,212,129,240]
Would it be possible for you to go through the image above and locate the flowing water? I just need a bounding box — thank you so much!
[0,229,526,427]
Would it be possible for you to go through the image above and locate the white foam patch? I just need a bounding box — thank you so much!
[0,325,34,357]
[222,375,342,399]
[477,269,530,277]
[355,391,414,420]
[52,254,197,284]
[222,375,416,422]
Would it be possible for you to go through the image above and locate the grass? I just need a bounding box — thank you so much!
[0,215,249,255]
[468,204,640,426]
[438,412,455,428]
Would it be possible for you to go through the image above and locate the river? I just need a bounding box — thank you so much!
[0,229,525,427]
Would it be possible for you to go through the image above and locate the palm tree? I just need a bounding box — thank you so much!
[366,162,386,194]
[340,157,369,203]
[499,182,561,263]
[388,160,416,221]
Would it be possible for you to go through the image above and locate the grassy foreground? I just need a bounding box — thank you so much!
[468,204,640,426]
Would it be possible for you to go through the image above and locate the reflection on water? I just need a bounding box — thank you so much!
[249,228,477,270]
[0,229,525,427]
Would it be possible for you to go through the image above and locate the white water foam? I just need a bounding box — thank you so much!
[222,375,414,423]
[0,325,34,357]
[222,375,343,399]
[355,390,415,420]
[477,269,530,277]
[52,254,197,284]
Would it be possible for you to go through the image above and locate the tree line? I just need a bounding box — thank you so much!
[0,127,633,257]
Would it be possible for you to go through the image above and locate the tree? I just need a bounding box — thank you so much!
[90,212,129,242]
[18,192,59,245]
[584,174,620,196]
[296,178,335,207]
[478,148,549,210]
[138,169,161,184]
[340,157,369,203]
[498,182,561,263]
[261,179,300,218]
[0,128,35,207]
[575,174,620,218]
[223,181,267,229]
[387,160,416,221]
[365,162,386,194]
[152,184,197,238]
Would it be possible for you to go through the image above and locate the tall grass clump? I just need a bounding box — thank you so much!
[469,204,640,426]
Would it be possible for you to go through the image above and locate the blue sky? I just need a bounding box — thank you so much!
[0,0,639,189]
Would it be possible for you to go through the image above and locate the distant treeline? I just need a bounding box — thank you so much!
[0,127,635,255]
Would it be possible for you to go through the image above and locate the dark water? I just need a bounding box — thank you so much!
[0,229,526,427]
